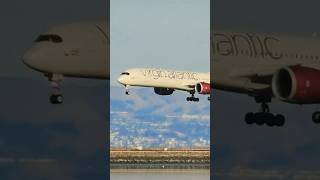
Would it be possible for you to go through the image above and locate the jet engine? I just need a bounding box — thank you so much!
[272,66,320,103]
[154,87,174,95]
[195,82,211,94]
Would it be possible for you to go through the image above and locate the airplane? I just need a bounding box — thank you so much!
[117,68,210,102]
[23,22,109,104]
[212,31,320,126]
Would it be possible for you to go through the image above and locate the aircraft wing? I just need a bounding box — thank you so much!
[299,63,320,71]
[213,65,277,95]
[176,83,195,92]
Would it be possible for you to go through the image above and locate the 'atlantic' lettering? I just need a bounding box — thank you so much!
[211,32,282,60]
[141,69,199,80]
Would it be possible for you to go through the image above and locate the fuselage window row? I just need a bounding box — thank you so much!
[237,49,319,60]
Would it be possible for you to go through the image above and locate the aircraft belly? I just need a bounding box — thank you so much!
[136,79,193,91]
[49,60,108,79]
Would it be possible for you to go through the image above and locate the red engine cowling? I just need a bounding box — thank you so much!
[196,82,211,94]
[272,66,320,103]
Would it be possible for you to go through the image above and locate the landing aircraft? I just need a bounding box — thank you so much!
[117,68,210,101]
[24,22,320,126]
[23,22,109,104]
[212,31,320,126]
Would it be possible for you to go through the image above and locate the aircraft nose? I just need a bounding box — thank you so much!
[22,48,42,70]
[117,76,125,84]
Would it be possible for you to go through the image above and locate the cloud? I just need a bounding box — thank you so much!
[110,85,210,148]
[166,114,210,121]
[110,111,129,115]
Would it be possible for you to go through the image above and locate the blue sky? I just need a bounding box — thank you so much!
[111,0,210,85]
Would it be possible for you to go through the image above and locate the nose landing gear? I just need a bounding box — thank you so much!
[124,85,130,95]
[312,111,320,124]
[48,74,64,104]
[50,94,64,104]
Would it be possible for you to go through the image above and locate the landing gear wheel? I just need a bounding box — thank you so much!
[245,112,255,124]
[312,111,320,123]
[245,96,286,127]
[266,120,275,127]
[124,85,130,95]
[186,92,199,102]
[254,112,266,125]
[48,73,64,104]
[186,97,199,102]
[274,114,285,126]
[50,94,63,104]
[244,112,285,127]
[265,114,277,127]
[261,113,275,127]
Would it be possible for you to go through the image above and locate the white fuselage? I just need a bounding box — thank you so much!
[118,68,210,91]
[211,31,320,94]
[23,22,109,79]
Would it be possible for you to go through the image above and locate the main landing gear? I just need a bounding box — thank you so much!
[186,92,199,102]
[312,111,320,124]
[48,73,64,104]
[245,96,285,127]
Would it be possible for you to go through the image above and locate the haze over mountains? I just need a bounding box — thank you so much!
[110,85,210,148]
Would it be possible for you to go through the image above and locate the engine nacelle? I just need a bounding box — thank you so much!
[154,87,174,95]
[272,66,320,103]
[195,82,211,94]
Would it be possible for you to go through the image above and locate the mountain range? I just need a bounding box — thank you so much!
[110,85,210,148]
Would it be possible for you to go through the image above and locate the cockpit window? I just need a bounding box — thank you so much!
[35,34,63,43]
[121,72,130,75]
